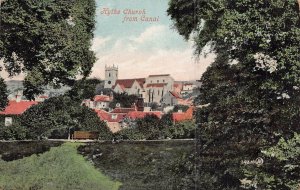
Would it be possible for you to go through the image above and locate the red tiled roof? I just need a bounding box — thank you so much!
[114,78,145,89]
[169,91,182,99]
[148,74,170,77]
[94,95,111,102]
[0,100,38,115]
[146,83,168,88]
[111,107,136,114]
[172,107,194,122]
[173,83,181,88]
[95,109,126,122]
[127,111,162,120]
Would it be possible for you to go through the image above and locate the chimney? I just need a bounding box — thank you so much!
[15,91,22,103]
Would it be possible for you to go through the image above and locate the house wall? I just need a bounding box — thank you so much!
[144,87,166,104]
[144,76,175,104]
[114,84,124,94]
[125,80,144,97]
[95,102,110,110]
[161,92,179,106]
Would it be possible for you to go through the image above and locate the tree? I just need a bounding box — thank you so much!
[136,114,161,140]
[21,96,112,139]
[0,78,8,110]
[65,78,102,102]
[0,0,96,99]
[109,92,138,109]
[243,133,300,189]
[168,0,300,188]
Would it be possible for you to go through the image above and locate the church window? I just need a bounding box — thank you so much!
[157,80,159,83]
[109,73,111,77]
[108,81,111,84]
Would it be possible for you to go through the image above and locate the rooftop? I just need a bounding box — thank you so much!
[148,74,170,77]
[0,100,38,115]
[113,78,145,89]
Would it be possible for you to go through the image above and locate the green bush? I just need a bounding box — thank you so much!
[114,128,145,140]
[21,96,112,140]
[163,121,196,139]
[0,116,26,140]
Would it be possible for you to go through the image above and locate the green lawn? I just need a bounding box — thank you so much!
[0,142,121,190]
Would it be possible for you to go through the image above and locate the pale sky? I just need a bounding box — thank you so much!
[1,0,215,81]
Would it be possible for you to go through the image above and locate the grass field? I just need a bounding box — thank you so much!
[0,142,121,190]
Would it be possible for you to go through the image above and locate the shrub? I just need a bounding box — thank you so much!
[21,96,112,140]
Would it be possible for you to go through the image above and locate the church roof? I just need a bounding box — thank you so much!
[169,91,182,99]
[148,74,170,77]
[113,78,145,89]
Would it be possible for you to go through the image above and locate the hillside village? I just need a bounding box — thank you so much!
[1,65,200,134]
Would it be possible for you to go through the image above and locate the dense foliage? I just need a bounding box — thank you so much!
[0,115,27,140]
[115,113,196,141]
[243,133,300,189]
[0,141,62,161]
[0,0,96,99]
[66,78,102,102]
[21,96,112,140]
[0,78,8,110]
[109,93,138,109]
[78,141,195,190]
[168,0,300,188]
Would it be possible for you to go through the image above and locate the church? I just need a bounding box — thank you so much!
[103,65,175,104]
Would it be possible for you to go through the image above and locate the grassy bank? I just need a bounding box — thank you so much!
[78,140,196,190]
[0,142,121,190]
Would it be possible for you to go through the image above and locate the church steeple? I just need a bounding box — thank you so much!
[104,65,118,88]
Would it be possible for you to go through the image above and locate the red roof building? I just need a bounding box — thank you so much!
[172,107,194,122]
[94,95,112,102]
[0,100,38,115]
[111,107,136,114]
[127,111,162,120]
[95,109,126,123]
[94,109,126,133]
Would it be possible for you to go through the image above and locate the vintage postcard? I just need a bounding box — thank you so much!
[1,0,300,189]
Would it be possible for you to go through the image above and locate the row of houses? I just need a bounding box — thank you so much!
[0,93,194,133]
[103,65,198,106]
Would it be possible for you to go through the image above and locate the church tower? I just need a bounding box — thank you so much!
[104,65,118,89]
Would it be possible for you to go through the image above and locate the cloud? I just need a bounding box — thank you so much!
[91,37,111,52]
[133,25,166,44]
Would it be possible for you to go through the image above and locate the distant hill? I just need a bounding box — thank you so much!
[5,80,71,98]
